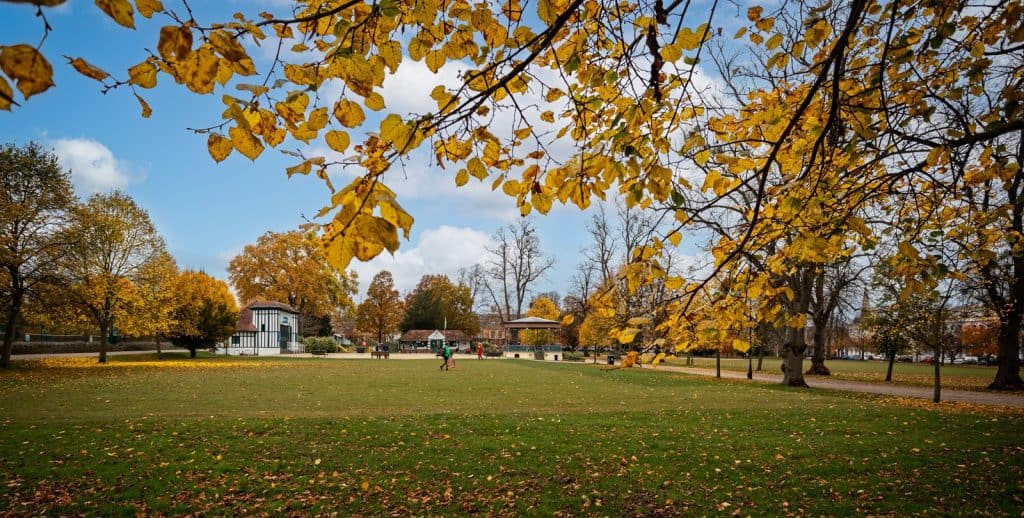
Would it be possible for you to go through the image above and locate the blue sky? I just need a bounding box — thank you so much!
[0,0,627,300]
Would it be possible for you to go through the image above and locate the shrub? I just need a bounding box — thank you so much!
[563,351,585,362]
[302,336,339,355]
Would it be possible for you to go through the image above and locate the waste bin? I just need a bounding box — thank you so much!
[607,355,615,365]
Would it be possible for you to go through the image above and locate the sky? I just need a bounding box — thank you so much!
[0,0,719,302]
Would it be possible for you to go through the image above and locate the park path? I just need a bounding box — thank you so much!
[644,363,1024,408]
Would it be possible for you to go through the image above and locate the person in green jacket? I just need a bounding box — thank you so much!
[440,344,452,371]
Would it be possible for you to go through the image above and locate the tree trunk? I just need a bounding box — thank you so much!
[806,324,831,375]
[98,321,109,364]
[189,347,197,359]
[2,293,22,369]
[156,336,162,360]
[989,314,1024,389]
[715,349,721,378]
[885,350,896,382]
[933,347,941,403]
[687,351,693,366]
[756,346,763,371]
[780,327,808,387]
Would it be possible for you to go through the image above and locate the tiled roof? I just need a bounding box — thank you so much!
[398,329,471,342]
[237,307,256,332]
[245,300,299,313]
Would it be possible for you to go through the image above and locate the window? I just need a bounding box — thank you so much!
[231,336,240,345]
[261,324,265,332]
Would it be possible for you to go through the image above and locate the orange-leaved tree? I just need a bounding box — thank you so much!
[354,270,403,348]
[228,230,357,337]
[169,270,238,358]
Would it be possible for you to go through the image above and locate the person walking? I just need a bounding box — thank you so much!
[440,343,452,371]
[477,343,484,360]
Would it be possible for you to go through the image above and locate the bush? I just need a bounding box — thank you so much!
[562,351,585,362]
[302,336,339,355]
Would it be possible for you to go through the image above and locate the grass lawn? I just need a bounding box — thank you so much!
[2,353,1022,516]
[666,356,999,391]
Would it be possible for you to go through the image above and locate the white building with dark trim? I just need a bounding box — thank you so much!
[221,301,302,355]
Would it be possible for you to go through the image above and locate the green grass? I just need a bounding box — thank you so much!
[667,356,998,390]
[2,353,1022,516]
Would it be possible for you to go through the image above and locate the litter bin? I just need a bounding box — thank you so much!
[607,355,615,365]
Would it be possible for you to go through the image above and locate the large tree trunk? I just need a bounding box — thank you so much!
[990,311,1023,389]
[715,349,721,378]
[806,324,831,375]
[885,350,896,382]
[756,345,764,372]
[781,326,808,387]
[189,347,197,359]
[1,294,22,369]
[98,321,109,364]
[933,347,941,403]
[156,336,162,360]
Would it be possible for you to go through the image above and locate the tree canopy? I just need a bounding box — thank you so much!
[354,270,404,346]
[400,274,479,335]
[3,0,1023,387]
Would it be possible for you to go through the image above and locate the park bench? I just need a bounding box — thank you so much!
[310,350,327,356]
[371,350,389,359]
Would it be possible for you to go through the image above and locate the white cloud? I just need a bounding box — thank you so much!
[51,138,136,195]
[349,225,493,296]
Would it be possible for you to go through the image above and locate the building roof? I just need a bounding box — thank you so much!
[237,307,256,332]
[398,329,471,342]
[503,316,561,329]
[244,300,299,313]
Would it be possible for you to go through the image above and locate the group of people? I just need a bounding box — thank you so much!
[439,343,486,371]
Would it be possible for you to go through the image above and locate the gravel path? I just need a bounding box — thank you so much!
[649,364,1024,408]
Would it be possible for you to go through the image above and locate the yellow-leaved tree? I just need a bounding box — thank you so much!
[62,191,167,363]
[3,0,1023,388]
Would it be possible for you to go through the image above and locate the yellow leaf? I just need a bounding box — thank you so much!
[207,133,232,162]
[95,0,135,29]
[364,92,385,111]
[128,61,157,88]
[380,114,413,149]
[286,160,311,177]
[0,77,13,111]
[229,126,263,160]
[532,192,552,214]
[425,50,445,73]
[539,110,554,123]
[66,56,109,81]
[325,130,350,153]
[0,45,54,99]
[158,25,192,61]
[333,99,365,128]
[361,481,369,491]
[766,33,783,50]
[616,327,640,344]
[314,458,321,465]
[502,179,520,196]
[134,93,151,118]
[135,0,162,18]
[455,169,469,186]
[178,44,219,94]
[695,149,710,166]
[660,43,682,62]
[467,157,488,180]
[537,0,557,24]
[667,231,681,246]
[731,338,750,353]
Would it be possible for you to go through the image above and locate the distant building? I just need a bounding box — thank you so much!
[475,313,507,344]
[398,329,472,352]
[221,301,301,356]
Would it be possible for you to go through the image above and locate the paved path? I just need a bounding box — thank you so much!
[647,364,1024,408]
